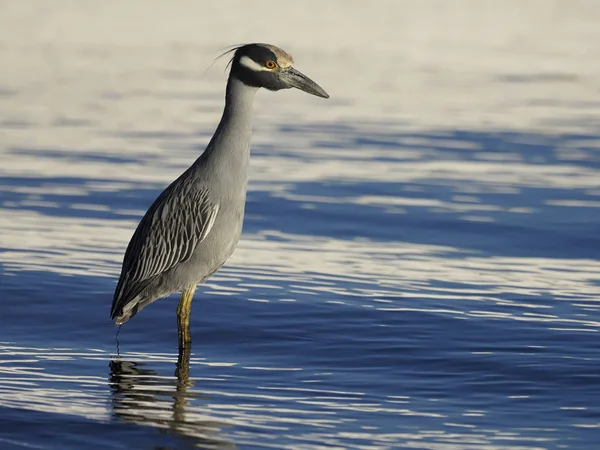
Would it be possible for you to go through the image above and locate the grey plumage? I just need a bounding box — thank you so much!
[110,43,329,340]
[112,183,218,323]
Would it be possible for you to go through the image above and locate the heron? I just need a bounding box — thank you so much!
[110,43,329,349]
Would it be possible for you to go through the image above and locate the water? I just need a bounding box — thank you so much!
[1,1,600,448]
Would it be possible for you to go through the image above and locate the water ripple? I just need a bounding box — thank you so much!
[2,1,600,448]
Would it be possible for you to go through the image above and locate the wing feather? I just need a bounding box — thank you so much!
[131,187,218,281]
[111,184,219,317]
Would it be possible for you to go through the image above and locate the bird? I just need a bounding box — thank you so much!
[110,43,329,349]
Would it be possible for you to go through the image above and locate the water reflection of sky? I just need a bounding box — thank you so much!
[2,1,600,449]
[3,342,596,449]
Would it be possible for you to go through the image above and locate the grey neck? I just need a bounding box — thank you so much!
[224,76,259,116]
[199,77,258,169]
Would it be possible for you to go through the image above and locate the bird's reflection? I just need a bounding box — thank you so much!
[109,345,236,449]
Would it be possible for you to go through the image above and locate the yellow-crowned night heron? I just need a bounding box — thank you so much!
[110,43,329,348]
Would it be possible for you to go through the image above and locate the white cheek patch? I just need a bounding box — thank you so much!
[239,55,270,72]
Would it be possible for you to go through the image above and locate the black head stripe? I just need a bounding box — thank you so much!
[234,44,277,67]
[228,44,288,91]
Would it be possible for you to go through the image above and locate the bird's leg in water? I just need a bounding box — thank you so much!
[172,342,192,425]
[175,341,192,382]
[177,285,196,348]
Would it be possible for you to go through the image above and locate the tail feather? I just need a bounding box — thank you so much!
[113,294,164,325]
[111,293,140,324]
[111,274,152,325]
[112,295,141,325]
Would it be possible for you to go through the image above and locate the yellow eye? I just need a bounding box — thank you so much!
[265,60,277,69]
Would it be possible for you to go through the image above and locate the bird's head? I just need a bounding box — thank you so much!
[227,43,329,99]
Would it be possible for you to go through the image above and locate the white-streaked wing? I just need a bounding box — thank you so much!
[123,186,219,284]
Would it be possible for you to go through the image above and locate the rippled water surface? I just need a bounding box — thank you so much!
[2,1,600,449]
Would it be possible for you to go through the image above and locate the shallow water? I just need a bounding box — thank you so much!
[2,2,600,449]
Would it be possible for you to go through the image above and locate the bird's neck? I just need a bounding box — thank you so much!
[200,77,258,166]
[224,76,259,117]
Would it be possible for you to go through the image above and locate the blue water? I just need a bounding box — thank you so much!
[2,124,600,449]
[2,3,600,447]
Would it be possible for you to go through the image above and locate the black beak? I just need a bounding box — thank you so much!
[280,67,329,99]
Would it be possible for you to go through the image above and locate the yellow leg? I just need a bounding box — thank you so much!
[176,285,196,349]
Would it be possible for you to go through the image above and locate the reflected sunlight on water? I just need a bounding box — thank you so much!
[1,1,600,449]
[0,344,570,449]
